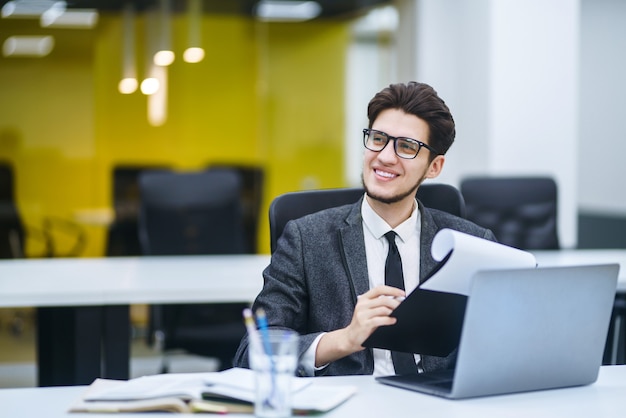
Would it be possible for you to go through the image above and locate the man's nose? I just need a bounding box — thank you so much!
[378,139,398,161]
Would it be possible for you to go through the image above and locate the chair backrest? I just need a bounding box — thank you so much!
[269,183,465,253]
[0,162,25,258]
[107,165,170,256]
[460,176,559,250]
[138,169,248,255]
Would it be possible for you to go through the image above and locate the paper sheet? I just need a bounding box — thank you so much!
[419,229,537,296]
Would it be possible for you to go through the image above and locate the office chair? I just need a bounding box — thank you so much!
[269,183,466,253]
[0,163,25,259]
[604,294,626,365]
[460,176,560,250]
[0,162,45,336]
[106,165,170,257]
[138,168,249,372]
[206,164,264,254]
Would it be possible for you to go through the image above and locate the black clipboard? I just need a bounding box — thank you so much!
[362,288,467,357]
[362,250,467,357]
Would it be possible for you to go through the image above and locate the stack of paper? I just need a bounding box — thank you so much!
[69,368,357,414]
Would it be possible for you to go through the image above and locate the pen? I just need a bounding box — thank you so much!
[242,308,262,350]
[255,308,273,357]
[255,308,277,408]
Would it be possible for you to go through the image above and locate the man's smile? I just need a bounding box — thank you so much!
[374,168,398,179]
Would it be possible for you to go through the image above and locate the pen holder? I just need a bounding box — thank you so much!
[249,329,299,418]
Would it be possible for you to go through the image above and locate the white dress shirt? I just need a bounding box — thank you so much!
[361,196,422,376]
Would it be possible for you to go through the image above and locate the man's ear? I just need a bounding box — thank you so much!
[426,155,445,179]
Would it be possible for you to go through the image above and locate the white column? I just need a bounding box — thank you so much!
[399,0,580,248]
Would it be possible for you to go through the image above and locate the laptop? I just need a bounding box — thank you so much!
[376,264,619,399]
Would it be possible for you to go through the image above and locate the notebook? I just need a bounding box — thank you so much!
[376,264,619,399]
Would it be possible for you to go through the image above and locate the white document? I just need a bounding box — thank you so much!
[204,369,356,412]
[83,372,211,401]
[419,229,537,296]
[81,368,356,414]
[202,367,312,401]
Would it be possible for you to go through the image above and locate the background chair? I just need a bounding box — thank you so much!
[138,168,249,372]
[0,162,30,336]
[206,164,264,254]
[460,176,560,250]
[106,165,170,257]
[269,183,465,253]
[0,162,25,259]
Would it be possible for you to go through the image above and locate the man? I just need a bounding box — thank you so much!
[233,81,495,376]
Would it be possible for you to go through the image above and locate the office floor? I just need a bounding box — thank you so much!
[0,308,219,388]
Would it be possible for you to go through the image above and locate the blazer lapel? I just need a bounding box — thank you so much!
[418,201,440,283]
[339,200,369,301]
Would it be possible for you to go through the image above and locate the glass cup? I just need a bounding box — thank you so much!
[249,329,299,418]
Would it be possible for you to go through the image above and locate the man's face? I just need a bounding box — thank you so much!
[362,108,444,205]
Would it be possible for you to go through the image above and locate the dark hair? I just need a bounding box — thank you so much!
[367,81,455,156]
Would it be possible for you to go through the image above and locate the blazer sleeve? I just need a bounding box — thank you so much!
[232,219,326,376]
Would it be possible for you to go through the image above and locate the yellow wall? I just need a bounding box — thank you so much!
[0,13,348,256]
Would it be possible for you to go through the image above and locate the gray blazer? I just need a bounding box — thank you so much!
[233,197,496,376]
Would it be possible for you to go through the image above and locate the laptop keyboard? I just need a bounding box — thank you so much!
[376,371,454,395]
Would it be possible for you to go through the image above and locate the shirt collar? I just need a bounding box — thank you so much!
[361,195,419,243]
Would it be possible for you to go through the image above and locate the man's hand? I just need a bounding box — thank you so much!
[315,285,404,367]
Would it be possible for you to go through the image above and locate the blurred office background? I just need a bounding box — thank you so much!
[1,0,626,385]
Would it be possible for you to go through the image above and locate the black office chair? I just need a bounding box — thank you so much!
[138,168,249,372]
[206,164,264,254]
[106,165,170,257]
[1,162,51,336]
[0,163,25,259]
[460,176,560,250]
[269,183,466,253]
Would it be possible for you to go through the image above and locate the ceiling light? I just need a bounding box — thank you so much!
[1,0,55,18]
[153,50,174,66]
[2,35,54,57]
[142,7,160,94]
[40,1,98,29]
[183,47,204,63]
[118,2,137,94]
[153,0,174,66]
[140,76,160,95]
[183,0,204,63]
[256,1,321,22]
[119,78,138,95]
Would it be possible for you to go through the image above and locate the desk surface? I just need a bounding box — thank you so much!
[533,249,626,290]
[2,249,626,308]
[2,365,625,418]
[0,254,271,308]
[1,250,624,386]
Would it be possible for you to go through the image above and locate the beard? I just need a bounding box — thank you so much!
[361,173,424,204]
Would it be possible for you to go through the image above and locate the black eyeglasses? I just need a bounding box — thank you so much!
[363,128,440,159]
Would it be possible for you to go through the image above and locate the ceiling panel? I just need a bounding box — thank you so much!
[1,0,389,18]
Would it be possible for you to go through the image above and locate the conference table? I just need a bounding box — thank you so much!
[2,365,626,417]
[1,249,625,387]
[0,255,271,387]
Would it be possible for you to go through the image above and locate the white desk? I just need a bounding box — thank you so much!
[2,365,626,418]
[2,249,626,387]
[0,255,270,386]
[533,249,626,291]
[0,255,270,307]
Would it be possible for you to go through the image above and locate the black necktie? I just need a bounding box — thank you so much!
[384,231,418,375]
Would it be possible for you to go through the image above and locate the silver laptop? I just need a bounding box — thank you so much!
[376,264,619,399]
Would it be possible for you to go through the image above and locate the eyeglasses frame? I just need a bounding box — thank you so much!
[362,128,441,159]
